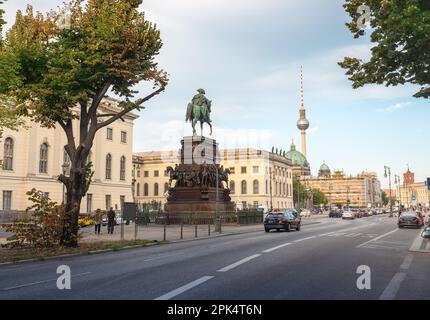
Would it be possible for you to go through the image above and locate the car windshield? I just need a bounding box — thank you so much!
[401,212,417,217]
[267,212,283,217]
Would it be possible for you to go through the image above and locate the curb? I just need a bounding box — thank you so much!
[0,242,162,266]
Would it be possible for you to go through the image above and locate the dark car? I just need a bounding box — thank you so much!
[329,208,342,218]
[398,212,424,229]
[264,210,301,232]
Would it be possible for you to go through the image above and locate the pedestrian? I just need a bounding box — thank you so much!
[107,207,116,234]
[94,209,103,235]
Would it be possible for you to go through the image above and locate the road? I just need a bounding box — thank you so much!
[1,215,429,300]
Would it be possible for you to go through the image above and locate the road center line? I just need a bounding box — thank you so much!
[262,243,292,253]
[154,276,214,300]
[217,254,261,272]
[357,229,398,248]
[293,236,317,243]
[3,272,91,291]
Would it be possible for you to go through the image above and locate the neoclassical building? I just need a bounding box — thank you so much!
[134,148,294,211]
[0,98,138,220]
[300,164,382,208]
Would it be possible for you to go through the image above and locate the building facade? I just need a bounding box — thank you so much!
[0,98,137,219]
[301,165,382,208]
[399,168,430,208]
[134,148,294,211]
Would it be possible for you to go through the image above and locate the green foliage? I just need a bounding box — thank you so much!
[1,189,70,248]
[381,191,389,205]
[339,0,430,99]
[293,176,308,205]
[312,189,327,206]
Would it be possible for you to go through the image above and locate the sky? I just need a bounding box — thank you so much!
[1,0,429,187]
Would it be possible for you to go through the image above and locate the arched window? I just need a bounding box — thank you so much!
[3,138,14,170]
[154,183,159,196]
[120,156,126,181]
[144,183,149,196]
[136,183,140,196]
[241,180,247,194]
[253,180,259,194]
[105,154,112,179]
[164,183,169,194]
[230,181,235,194]
[39,143,48,173]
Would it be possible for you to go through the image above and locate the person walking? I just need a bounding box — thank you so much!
[107,207,116,234]
[94,209,103,235]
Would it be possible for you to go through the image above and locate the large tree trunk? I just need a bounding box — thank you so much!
[60,162,86,247]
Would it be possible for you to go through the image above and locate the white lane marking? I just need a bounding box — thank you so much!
[379,254,414,300]
[154,276,214,300]
[319,223,375,237]
[217,254,261,272]
[400,254,414,270]
[409,230,426,252]
[293,236,317,243]
[2,272,91,291]
[357,229,398,248]
[262,243,292,253]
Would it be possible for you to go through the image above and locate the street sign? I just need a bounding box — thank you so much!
[411,195,417,201]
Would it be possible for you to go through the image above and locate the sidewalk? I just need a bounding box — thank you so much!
[79,214,329,243]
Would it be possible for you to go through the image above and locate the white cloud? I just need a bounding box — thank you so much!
[376,102,412,113]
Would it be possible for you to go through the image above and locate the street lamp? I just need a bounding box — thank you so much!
[61,161,70,204]
[394,174,402,212]
[384,166,393,217]
[269,167,273,211]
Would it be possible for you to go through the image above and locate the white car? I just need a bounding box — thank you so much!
[342,211,355,219]
[300,210,311,218]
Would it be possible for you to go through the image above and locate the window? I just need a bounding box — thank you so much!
[144,183,149,196]
[121,131,127,143]
[105,195,111,210]
[86,194,93,214]
[106,128,113,140]
[253,180,259,194]
[253,166,259,174]
[39,143,48,173]
[120,196,125,210]
[136,183,140,196]
[253,201,259,208]
[241,180,247,194]
[230,181,235,194]
[105,154,112,179]
[3,138,14,170]
[144,171,149,177]
[229,167,235,174]
[154,170,159,177]
[154,183,159,196]
[137,170,141,178]
[241,167,247,174]
[120,156,126,181]
[2,191,12,210]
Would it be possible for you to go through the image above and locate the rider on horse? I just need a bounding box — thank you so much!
[186,88,213,135]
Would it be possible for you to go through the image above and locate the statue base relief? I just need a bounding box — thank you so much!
[165,136,236,223]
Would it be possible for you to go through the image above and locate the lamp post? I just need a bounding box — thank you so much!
[346,185,350,210]
[394,174,402,212]
[215,164,221,233]
[384,166,393,217]
[61,162,70,204]
[269,167,273,211]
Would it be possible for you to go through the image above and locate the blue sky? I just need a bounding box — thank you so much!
[1,0,429,187]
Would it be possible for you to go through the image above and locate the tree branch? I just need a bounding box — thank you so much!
[96,86,165,131]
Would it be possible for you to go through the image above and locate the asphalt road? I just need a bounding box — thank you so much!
[1,215,429,300]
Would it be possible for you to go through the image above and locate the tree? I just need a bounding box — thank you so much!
[339,0,430,99]
[381,191,389,206]
[0,8,24,138]
[293,176,308,208]
[312,189,327,206]
[0,1,168,247]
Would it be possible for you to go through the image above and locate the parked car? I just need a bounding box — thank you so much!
[421,227,430,239]
[300,209,311,218]
[329,208,342,218]
[398,212,424,229]
[264,210,301,232]
[342,210,355,220]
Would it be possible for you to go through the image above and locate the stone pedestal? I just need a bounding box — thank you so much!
[165,136,235,223]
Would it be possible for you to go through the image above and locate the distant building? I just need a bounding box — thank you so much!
[399,168,430,208]
[286,140,311,177]
[0,98,138,220]
[300,164,382,208]
[134,148,294,211]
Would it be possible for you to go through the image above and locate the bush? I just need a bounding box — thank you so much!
[1,189,68,248]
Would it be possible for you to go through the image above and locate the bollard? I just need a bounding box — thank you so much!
[163,223,166,241]
[195,224,198,238]
[180,222,183,240]
[208,223,211,236]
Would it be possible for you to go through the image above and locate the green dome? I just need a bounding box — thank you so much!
[286,140,309,167]
[320,162,330,171]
